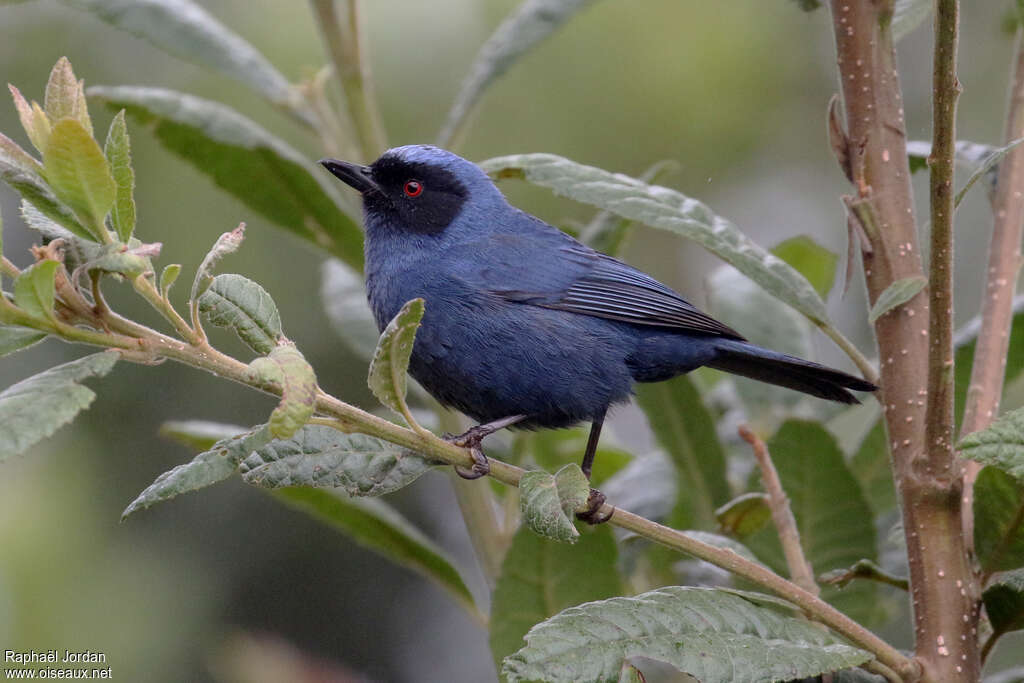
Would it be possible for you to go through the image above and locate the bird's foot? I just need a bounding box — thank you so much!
[444,430,491,480]
[576,488,614,525]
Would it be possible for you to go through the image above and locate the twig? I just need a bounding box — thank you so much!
[1,255,20,279]
[738,425,819,596]
[820,559,909,591]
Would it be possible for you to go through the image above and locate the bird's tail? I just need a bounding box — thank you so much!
[707,340,877,404]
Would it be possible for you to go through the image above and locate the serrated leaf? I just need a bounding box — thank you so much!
[519,469,579,543]
[8,85,49,154]
[43,118,115,238]
[274,486,477,617]
[490,524,621,675]
[121,426,270,518]
[636,375,729,529]
[159,263,181,297]
[983,568,1024,637]
[321,259,386,361]
[502,586,873,683]
[159,419,247,451]
[892,0,931,41]
[199,273,282,354]
[744,420,880,625]
[103,110,136,241]
[63,0,301,117]
[437,0,595,146]
[850,420,897,514]
[0,352,118,462]
[44,57,91,134]
[190,223,244,301]
[368,298,424,420]
[236,425,435,496]
[959,407,1024,480]
[868,276,926,324]
[248,343,316,440]
[481,153,832,327]
[0,325,47,357]
[715,493,771,538]
[88,86,363,268]
[13,260,59,320]
[974,466,1024,573]
[1,152,94,242]
[771,235,838,300]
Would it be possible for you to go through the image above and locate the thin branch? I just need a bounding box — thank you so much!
[1,255,20,279]
[821,324,880,386]
[738,425,819,596]
[821,559,909,591]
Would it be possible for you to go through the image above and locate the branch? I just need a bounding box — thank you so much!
[738,425,819,596]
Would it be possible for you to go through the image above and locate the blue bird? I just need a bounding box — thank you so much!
[321,145,875,520]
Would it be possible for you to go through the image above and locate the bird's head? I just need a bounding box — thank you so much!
[320,145,501,236]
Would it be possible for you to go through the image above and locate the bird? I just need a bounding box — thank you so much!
[320,145,876,521]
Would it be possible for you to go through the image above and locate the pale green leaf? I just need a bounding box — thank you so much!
[19,200,104,273]
[199,273,282,354]
[159,263,181,298]
[121,426,270,518]
[973,466,1024,573]
[519,469,579,543]
[579,160,679,256]
[959,407,1024,480]
[892,0,931,41]
[715,492,771,538]
[88,86,363,268]
[44,57,92,135]
[13,260,59,320]
[43,118,115,238]
[554,463,590,517]
[984,568,1024,638]
[490,524,620,675]
[8,84,50,155]
[600,451,676,522]
[771,235,838,300]
[368,298,424,419]
[868,276,926,324]
[0,326,47,357]
[237,425,435,496]
[190,224,244,302]
[636,375,729,529]
[274,487,477,617]
[481,153,831,326]
[906,137,1024,208]
[955,137,1024,209]
[103,110,136,241]
[437,0,595,146]
[1,155,94,242]
[320,259,380,361]
[159,419,247,451]
[0,352,118,462]
[0,130,44,177]
[502,586,872,683]
[248,343,316,440]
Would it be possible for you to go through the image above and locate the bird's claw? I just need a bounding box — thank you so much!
[444,431,491,480]
[576,488,614,525]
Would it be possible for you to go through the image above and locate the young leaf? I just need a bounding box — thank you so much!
[0,351,118,462]
[0,131,44,177]
[715,492,772,538]
[44,57,92,134]
[19,200,104,269]
[502,586,872,683]
[159,419,247,451]
[8,85,50,154]
[274,487,478,618]
[771,235,838,300]
[959,407,1024,480]
[122,426,270,518]
[868,276,927,324]
[1,164,94,242]
[190,223,244,302]
[984,568,1024,638]
[519,466,588,543]
[236,425,435,496]
[368,298,424,421]
[43,118,115,238]
[0,325,47,357]
[199,273,282,355]
[248,343,316,440]
[954,136,1024,209]
[13,260,59,320]
[88,86,363,268]
[636,375,729,529]
[103,110,136,241]
[973,466,1024,574]
[481,153,832,327]
[159,263,181,298]
[437,0,596,146]
[489,524,621,675]
[321,259,383,361]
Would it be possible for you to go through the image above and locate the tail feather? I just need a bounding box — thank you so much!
[707,341,876,405]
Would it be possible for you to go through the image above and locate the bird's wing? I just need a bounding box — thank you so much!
[458,224,744,340]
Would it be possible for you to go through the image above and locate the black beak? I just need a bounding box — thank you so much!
[319,158,381,195]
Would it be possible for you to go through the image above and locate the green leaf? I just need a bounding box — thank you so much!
[955,295,1024,431]
[159,263,181,298]
[579,160,679,256]
[974,466,1024,574]
[868,276,927,324]
[490,524,621,675]
[368,298,424,420]
[983,568,1024,637]
[790,0,821,10]
[527,427,632,486]
[8,84,51,155]
[248,343,316,440]
[0,351,118,462]
[481,153,832,327]
[892,0,932,41]
[959,407,1024,480]
[13,260,59,320]
[599,451,675,522]
[121,426,270,518]
[905,137,1024,208]
[1,152,94,242]
[0,130,44,177]
[850,420,897,515]
[88,86,363,268]
[715,492,771,538]
[236,425,435,496]
[274,486,478,618]
[44,57,92,135]
[519,467,586,543]
[43,118,115,238]
[636,375,730,529]
[320,259,379,361]
[745,420,880,625]
[0,325,47,357]
[771,235,838,301]
[103,110,136,241]
[955,137,1024,209]
[159,419,247,451]
[437,0,595,146]
[502,586,872,683]
[199,273,282,354]
[63,0,302,116]
[190,224,245,302]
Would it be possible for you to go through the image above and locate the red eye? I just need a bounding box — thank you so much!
[403,180,423,197]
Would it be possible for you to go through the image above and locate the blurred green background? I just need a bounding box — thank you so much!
[0,1,1018,681]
